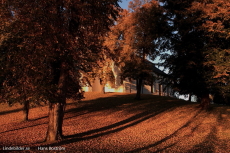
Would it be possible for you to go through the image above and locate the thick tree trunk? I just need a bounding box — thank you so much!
[23,100,29,121]
[45,102,65,142]
[101,85,105,94]
[135,51,145,100]
[135,77,143,100]
[199,94,210,110]
[46,61,66,142]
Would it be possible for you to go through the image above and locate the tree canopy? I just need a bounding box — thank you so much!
[105,0,168,99]
[0,0,120,141]
[161,0,230,107]
[1,0,230,144]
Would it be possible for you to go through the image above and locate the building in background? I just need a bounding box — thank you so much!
[82,60,173,97]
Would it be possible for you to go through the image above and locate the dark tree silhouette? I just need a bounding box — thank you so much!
[0,0,120,142]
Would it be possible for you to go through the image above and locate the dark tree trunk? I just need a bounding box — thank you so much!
[135,77,143,100]
[198,94,210,110]
[46,61,66,142]
[188,94,192,102]
[45,102,65,142]
[129,78,132,93]
[159,84,162,96]
[167,88,169,96]
[141,83,143,94]
[23,100,29,121]
[22,83,29,121]
[135,52,145,100]
[151,82,153,93]
[130,82,132,93]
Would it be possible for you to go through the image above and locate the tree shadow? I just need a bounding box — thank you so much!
[0,108,23,115]
[0,121,47,135]
[37,94,191,147]
[152,142,178,153]
[125,109,203,153]
[0,116,48,134]
[185,126,217,153]
[41,107,172,147]
[1,93,194,149]
[65,94,189,116]
[126,105,230,153]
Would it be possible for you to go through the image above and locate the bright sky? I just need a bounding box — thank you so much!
[118,0,130,9]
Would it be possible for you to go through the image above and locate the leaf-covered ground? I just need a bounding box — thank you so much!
[0,92,230,153]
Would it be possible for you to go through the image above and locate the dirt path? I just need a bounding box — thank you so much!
[0,93,230,152]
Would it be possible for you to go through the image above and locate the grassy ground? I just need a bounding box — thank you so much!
[0,92,230,153]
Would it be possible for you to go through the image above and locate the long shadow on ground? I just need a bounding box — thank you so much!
[0,108,23,115]
[125,108,203,153]
[125,104,230,153]
[39,94,193,147]
[2,93,230,153]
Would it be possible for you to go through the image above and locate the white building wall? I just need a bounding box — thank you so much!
[82,86,92,92]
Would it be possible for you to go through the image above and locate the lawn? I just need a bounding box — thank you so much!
[0,92,230,153]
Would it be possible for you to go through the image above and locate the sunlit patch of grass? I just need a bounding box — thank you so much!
[0,102,23,112]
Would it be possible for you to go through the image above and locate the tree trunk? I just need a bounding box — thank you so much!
[129,78,132,93]
[135,51,145,99]
[45,102,65,142]
[100,79,105,94]
[141,83,143,94]
[199,94,210,110]
[159,84,162,96]
[23,100,29,121]
[135,77,143,100]
[151,82,153,94]
[22,83,29,121]
[45,61,66,142]
[101,85,105,94]
[130,82,132,93]
[188,94,192,102]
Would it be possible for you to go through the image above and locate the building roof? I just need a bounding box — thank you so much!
[144,60,168,76]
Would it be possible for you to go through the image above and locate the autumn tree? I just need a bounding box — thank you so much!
[105,0,168,99]
[0,0,120,142]
[199,0,230,105]
[161,0,230,108]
